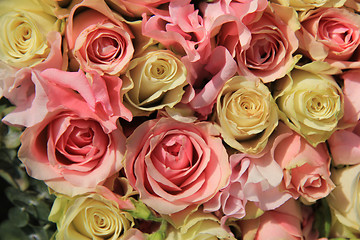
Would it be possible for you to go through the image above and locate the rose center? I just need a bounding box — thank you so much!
[326,23,352,45]
[153,134,194,170]
[247,38,273,66]
[164,142,181,156]
[69,126,94,147]
[91,36,120,61]
[94,214,106,227]
[150,59,170,79]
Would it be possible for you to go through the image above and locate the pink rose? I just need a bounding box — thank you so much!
[298,7,360,69]
[17,69,131,196]
[274,123,335,203]
[220,0,268,25]
[1,68,49,128]
[142,0,211,62]
[235,3,299,83]
[203,150,291,223]
[124,118,231,214]
[203,155,248,223]
[239,199,309,240]
[1,32,66,127]
[200,0,267,56]
[182,46,237,118]
[42,69,132,132]
[301,205,320,240]
[339,70,360,127]
[66,0,134,75]
[328,120,360,166]
[105,0,170,17]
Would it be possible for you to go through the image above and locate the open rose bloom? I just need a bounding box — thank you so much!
[124,118,231,214]
[2,0,360,239]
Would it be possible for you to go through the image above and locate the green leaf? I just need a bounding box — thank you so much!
[5,186,49,220]
[33,200,52,222]
[5,187,38,208]
[8,207,29,228]
[29,178,54,201]
[313,199,332,238]
[0,169,20,189]
[0,220,28,240]
[3,126,21,149]
[146,220,167,240]
[27,225,53,240]
[127,199,161,221]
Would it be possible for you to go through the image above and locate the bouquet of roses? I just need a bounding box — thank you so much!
[1,0,360,239]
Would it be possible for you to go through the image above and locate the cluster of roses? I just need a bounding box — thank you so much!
[1,0,360,239]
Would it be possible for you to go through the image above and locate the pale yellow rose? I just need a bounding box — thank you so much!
[164,207,236,240]
[327,164,360,238]
[215,76,279,154]
[345,0,360,12]
[274,68,344,146]
[49,193,134,240]
[0,0,63,68]
[123,48,188,116]
[270,0,346,11]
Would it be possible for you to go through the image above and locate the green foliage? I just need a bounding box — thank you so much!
[146,220,167,240]
[0,101,56,240]
[127,198,163,222]
[313,198,332,238]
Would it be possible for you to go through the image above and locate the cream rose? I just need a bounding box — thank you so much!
[0,0,63,68]
[49,193,134,240]
[327,164,360,238]
[165,207,236,240]
[123,49,188,116]
[215,76,279,154]
[345,0,360,12]
[270,0,346,11]
[275,68,344,146]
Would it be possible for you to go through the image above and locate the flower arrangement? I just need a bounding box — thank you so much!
[0,0,360,239]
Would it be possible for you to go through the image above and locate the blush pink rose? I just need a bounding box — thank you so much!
[338,70,360,127]
[41,69,132,132]
[182,46,237,118]
[239,199,307,240]
[1,32,66,128]
[235,4,299,83]
[298,7,360,69]
[142,0,211,63]
[124,118,231,214]
[1,31,67,127]
[328,120,360,166]
[274,123,335,203]
[19,111,126,197]
[66,0,134,75]
[199,0,267,56]
[105,0,170,17]
[203,149,291,223]
[17,69,131,196]
[202,154,248,223]
[1,68,49,128]
[301,205,320,240]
